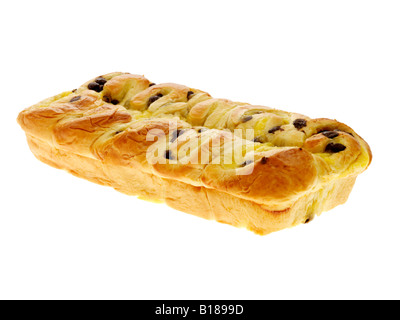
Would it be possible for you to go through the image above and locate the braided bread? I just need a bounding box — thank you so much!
[17,72,372,235]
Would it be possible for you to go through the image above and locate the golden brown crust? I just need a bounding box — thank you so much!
[17,72,372,234]
[201,148,318,204]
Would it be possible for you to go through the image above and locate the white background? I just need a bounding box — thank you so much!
[1,0,399,300]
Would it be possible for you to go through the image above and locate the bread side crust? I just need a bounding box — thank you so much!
[26,134,357,235]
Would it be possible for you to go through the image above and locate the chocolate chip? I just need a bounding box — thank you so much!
[260,157,269,164]
[187,91,194,100]
[72,89,77,93]
[88,82,103,92]
[321,131,339,139]
[149,83,156,87]
[268,126,283,134]
[170,129,185,143]
[95,77,107,85]
[240,160,253,167]
[70,96,81,103]
[293,119,307,130]
[148,94,163,106]
[198,128,208,133]
[252,137,262,143]
[304,214,315,224]
[242,115,253,123]
[115,130,123,135]
[104,97,119,105]
[325,143,346,153]
[164,150,174,160]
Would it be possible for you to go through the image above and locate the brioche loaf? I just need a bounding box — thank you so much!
[17,72,372,235]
